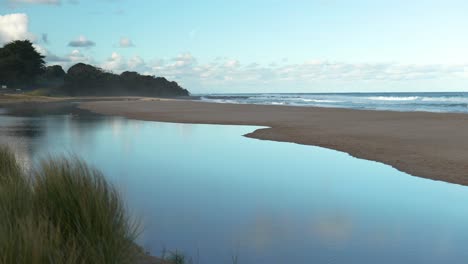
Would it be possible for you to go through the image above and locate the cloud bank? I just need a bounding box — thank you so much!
[94,52,468,89]
[43,49,468,92]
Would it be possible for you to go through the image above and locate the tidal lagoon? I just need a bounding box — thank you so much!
[1,107,468,264]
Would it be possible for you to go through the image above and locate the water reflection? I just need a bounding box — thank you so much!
[1,106,468,264]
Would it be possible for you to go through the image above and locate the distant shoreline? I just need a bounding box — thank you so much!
[0,94,200,105]
[78,98,468,187]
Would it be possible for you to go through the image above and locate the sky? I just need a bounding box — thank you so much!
[1,0,468,93]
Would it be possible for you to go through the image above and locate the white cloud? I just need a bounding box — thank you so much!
[101,52,125,71]
[128,55,144,69]
[119,37,134,48]
[44,49,93,70]
[68,35,95,47]
[8,0,60,5]
[42,50,468,92]
[100,52,152,73]
[224,59,240,68]
[37,45,70,63]
[0,13,35,45]
[172,53,196,68]
[68,49,90,63]
[137,55,468,92]
[32,43,47,56]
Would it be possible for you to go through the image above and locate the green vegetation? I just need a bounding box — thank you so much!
[158,247,240,264]
[0,146,140,264]
[0,40,45,89]
[25,88,53,97]
[0,41,189,97]
[165,251,186,264]
[63,63,189,97]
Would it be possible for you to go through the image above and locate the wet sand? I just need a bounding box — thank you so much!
[0,94,151,105]
[80,99,468,186]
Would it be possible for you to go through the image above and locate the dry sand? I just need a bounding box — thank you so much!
[80,99,468,186]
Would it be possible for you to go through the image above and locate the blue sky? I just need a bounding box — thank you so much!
[1,0,468,93]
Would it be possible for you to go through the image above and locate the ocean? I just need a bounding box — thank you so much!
[199,92,468,113]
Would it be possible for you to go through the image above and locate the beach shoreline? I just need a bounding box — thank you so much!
[78,99,468,186]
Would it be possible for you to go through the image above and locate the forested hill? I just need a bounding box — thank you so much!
[0,40,189,97]
[63,63,189,97]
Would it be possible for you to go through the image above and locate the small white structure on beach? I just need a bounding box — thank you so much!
[1,85,6,89]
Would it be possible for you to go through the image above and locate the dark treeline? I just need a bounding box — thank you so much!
[63,63,189,96]
[0,40,189,97]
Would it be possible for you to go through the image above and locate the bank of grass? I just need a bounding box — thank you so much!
[0,146,141,263]
[0,93,62,104]
[24,88,51,96]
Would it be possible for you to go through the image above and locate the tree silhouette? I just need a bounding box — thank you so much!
[63,63,189,96]
[0,40,189,96]
[0,40,45,88]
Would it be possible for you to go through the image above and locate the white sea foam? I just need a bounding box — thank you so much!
[301,99,343,103]
[421,97,468,102]
[204,98,239,104]
[366,96,419,101]
[198,93,468,113]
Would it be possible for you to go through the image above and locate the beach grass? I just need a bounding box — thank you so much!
[0,146,140,264]
[164,250,187,264]
[24,88,54,97]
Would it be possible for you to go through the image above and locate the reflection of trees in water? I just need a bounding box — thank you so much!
[0,105,109,171]
[4,102,94,117]
[0,116,45,171]
[5,124,43,138]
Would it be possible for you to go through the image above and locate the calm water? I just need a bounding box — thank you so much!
[2,107,468,263]
[200,92,468,113]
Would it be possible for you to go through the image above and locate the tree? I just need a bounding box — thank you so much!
[37,65,66,88]
[63,63,189,96]
[64,63,119,95]
[43,65,66,80]
[0,40,45,88]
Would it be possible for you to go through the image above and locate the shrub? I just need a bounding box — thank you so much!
[0,146,140,264]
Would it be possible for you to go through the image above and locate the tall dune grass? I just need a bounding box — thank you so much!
[0,146,140,264]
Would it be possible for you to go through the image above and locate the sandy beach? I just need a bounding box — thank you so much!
[78,99,468,186]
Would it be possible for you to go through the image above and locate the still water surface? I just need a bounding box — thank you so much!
[1,107,468,264]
